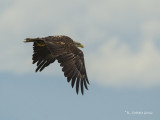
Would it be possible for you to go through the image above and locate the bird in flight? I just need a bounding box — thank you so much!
[25,35,89,94]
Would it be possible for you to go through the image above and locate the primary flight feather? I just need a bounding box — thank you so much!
[25,35,89,94]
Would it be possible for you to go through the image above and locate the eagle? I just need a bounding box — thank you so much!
[25,35,89,94]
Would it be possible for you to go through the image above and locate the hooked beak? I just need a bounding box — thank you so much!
[74,41,84,48]
[79,44,84,48]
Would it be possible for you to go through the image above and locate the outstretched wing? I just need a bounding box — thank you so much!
[32,42,56,72]
[45,40,89,94]
[57,52,89,95]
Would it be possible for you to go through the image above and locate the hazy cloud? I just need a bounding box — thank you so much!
[88,38,160,88]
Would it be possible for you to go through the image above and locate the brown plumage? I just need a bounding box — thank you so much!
[25,35,89,94]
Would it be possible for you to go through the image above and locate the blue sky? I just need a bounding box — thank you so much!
[0,0,160,119]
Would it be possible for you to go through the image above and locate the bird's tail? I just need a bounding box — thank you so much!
[24,38,44,42]
[24,38,45,46]
[24,38,37,43]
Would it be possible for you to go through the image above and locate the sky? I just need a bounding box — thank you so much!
[0,0,160,120]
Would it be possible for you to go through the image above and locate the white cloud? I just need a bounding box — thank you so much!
[0,0,160,88]
[141,20,160,41]
[87,38,160,88]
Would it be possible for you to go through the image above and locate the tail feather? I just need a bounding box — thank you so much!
[24,38,44,43]
[24,38,45,46]
[24,38,36,43]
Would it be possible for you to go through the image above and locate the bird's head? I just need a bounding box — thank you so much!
[73,41,84,48]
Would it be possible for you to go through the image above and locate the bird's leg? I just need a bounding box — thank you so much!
[35,41,45,46]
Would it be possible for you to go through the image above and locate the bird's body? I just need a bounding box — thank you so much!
[25,35,89,94]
